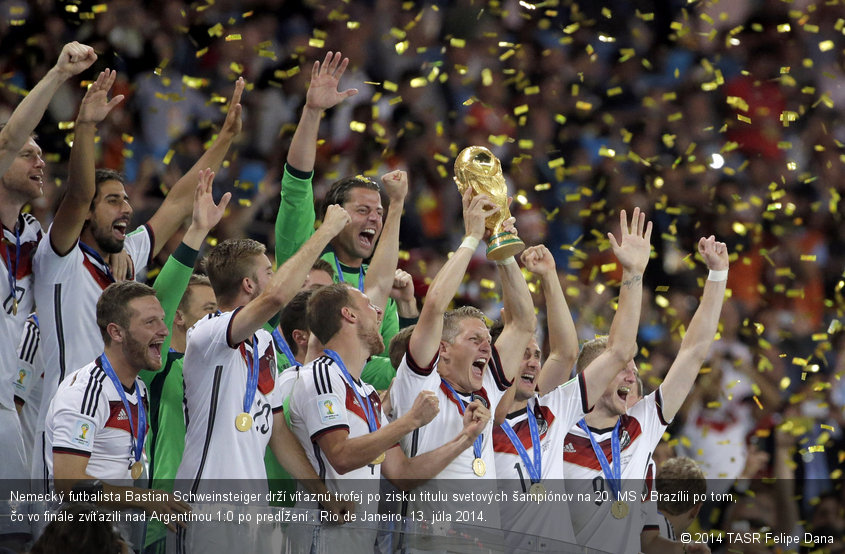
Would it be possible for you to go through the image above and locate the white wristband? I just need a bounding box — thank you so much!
[707,269,728,282]
[459,236,480,251]
[496,256,517,266]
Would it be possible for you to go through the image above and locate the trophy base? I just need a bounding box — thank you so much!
[486,232,525,261]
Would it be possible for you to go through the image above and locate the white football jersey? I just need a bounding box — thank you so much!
[14,314,43,467]
[389,348,510,530]
[46,359,149,482]
[32,225,151,485]
[176,309,281,492]
[493,374,589,548]
[288,353,386,553]
[563,388,670,554]
[1,213,42,410]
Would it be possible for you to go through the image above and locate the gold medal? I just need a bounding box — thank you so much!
[528,483,546,498]
[235,412,253,432]
[130,461,143,480]
[611,500,629,519]
[12,299,17,316]
[472,457,486,477]
[370,452,385,465]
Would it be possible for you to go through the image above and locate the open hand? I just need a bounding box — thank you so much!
[220,77,244,138]
[77,69,124,125]
[306,51,359,111]
[191,168,231,233]
[608,207,652,275]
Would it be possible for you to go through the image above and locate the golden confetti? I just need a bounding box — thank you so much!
[225,34,242,41]
[163,149,175,165]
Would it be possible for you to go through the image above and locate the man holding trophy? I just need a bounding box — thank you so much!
[388,145,535,532]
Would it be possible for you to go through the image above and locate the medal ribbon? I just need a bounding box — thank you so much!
[333,253,364,292]
[3,224,20,310]
[578,418,622,500]
[500,403,542,484]
[271,328,299,368]
[440,379,483,461]
[79,241,116,282]
[242,335,261,415]
[324,349,377,432]
[99,353,146,467]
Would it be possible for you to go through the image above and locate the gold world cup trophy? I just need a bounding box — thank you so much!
[454,146,525,261]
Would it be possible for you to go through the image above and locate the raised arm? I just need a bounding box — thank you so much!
[288,51,358,172]
[581,208,652,406]
[228,205,350,344]
[275,52,359,266]
[492,235,537,383]
[521,245,579,394]
[407,191,499,365]
[152,169,230,358]
[145,77,243,256]
[659,236,728,421]
[363,170,408,310]
[0,42,96,178]
[51,70,124,255]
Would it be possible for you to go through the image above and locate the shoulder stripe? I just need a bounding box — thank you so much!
[19,322,40,364]
[311,363,322,394]
[321,362,333,394]
[655,387,670,426]
[489,346,511,391]
[82,368,107,417]
[190,365,224,493]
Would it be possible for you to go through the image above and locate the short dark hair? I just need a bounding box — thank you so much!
[92,168,127,208]
[656,457,707,515]
[203,239,266,305]
[320,175,384,219]
[307,283,353,344]
[177,274,213,312]
[489,320,505,343]
[279,289,314,352]
[388,325,415,369]
[96,281,157,344]
[30,503,125,554]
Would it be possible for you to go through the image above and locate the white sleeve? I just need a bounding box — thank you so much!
[630,387,672,449]
[390,351,441,420]
[124,224,153,282]
[544,372,591,430]
[49,373,109,458]
[482,346,514,409]
[297,365,350,442]
[32,224,83,282]
[14,318,40,404]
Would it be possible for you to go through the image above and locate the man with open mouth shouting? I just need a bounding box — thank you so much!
[491,209,650,552]
[274,51,419,390]
[563,232,730,554]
